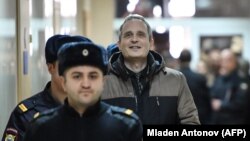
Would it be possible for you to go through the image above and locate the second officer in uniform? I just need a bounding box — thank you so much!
[23,42,143,141]
[2,35,91,141]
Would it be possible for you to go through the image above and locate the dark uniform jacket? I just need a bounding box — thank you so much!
[210,70,248,124]
[23,99,142,141]
[102,51,200,125]
[2,82,60,141]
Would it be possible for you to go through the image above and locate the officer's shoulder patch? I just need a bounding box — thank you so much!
[17,99,36,114]
[4,128,18,141]
[34,107,59,121]
[110,106,139,120]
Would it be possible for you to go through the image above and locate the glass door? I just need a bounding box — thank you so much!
[0,0,17,136]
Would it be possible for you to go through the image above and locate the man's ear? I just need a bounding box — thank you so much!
[117,41,121,51]
[60,76,67,92]
[47,63,55,74]
[150,38,155,50]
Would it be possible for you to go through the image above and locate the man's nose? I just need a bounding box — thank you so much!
[131,35,138,43]
[81,78,90,88]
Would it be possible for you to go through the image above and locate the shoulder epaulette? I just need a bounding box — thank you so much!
[110,106,139,120]
[33,107,58,120]
[17,100,36,114]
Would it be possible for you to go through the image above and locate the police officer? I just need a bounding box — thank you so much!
[24,43,142,141]
[23,42,143,141]
[2,35,91,141]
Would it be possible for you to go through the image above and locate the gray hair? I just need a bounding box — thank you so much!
[118,14,152,41]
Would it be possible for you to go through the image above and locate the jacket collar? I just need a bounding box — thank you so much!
[63,98,105,118]
[37,81,61,107]
[109,50,165,80]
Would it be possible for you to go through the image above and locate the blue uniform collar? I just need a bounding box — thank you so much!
[35,82,61,107]
[62,98,106,118]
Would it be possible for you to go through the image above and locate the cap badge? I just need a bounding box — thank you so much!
[82,49,89,56]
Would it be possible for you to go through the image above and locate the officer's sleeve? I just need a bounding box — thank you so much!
[1,109,26,141]
[128,119,143,141]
